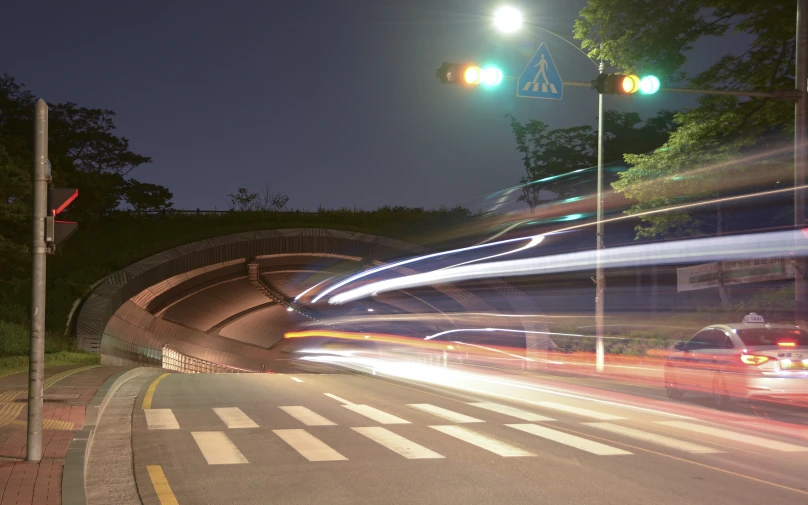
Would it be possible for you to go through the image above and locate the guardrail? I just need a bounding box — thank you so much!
[161,346,258,374]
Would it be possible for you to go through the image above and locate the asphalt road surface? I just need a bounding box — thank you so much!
[131,359,808,505]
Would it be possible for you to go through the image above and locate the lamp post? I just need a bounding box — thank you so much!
[493,8,607,371]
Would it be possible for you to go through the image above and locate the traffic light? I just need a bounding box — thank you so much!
[436,62,504,88]
[592,73,660,95]
[45,186,78,253]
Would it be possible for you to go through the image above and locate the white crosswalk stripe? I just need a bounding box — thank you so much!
[323,393,355,405]
[213,407,259,429]
[533,401,625,421]
[657,421,808,452]
[430,425,534,457]
[279,406,336,426]
[274,429,348,461]
[144,409,180,430]
[507,424,632,456]
[468,402,554,422]
[584,423,722,454]
[343,405,410,424]
[408,404,483,423]
[353,427,444,459]
[191,431,249,464]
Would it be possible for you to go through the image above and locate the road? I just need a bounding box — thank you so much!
[130,356,808,505]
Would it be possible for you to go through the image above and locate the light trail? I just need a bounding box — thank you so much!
[329,228,808,304]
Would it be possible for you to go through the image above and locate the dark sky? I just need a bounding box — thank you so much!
[3,0,749,211]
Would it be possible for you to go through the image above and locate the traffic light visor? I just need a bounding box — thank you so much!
[620,75,640,94]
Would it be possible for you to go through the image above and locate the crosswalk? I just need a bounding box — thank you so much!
[143,400,808,466]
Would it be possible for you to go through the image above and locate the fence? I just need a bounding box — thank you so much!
[160,346,258,374]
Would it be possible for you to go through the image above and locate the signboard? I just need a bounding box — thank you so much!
[677,258,796,292]
[517,43,563,100]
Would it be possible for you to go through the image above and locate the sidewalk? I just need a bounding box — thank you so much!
[0,365,126,505]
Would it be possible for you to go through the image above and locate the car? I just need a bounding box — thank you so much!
[663,313,808,409]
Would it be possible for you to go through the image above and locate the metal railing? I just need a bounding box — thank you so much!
[161,346,258,374]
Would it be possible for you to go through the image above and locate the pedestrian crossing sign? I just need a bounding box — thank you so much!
[517,43,563,100]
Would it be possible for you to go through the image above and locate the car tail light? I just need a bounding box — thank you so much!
[740,354,769,365]
[777,341,796,347]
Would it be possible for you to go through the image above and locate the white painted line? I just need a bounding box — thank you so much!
[468,402,554,422]
[212,407,259,429]
[507,424,631,456]
[584,422,722,454]
[273,429,347,461]
[279,406,336,426]
[323,393,355,405]
[430,425,534,457]
[291,377,304,383]
[352,427,444,459]
[407,404,483,423]
[144,409,180,430]
[343,405,410,424]
[534,401,625,421]
[657,421,808,452]
[191,431,249,464]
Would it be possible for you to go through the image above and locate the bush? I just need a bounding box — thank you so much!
[0,320,83,357]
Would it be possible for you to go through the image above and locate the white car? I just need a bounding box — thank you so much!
[664,313,808,408]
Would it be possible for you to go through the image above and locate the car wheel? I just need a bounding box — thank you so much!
[712,374,732,410]
[664,377,683,399]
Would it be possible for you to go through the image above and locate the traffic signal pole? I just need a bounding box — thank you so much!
[796,0,808,328]
[595,60,605,373]
[28,98,48,462]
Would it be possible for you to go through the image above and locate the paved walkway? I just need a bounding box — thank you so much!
[0,365,126,505]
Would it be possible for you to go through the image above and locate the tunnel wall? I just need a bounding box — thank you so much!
[75,228,429,364]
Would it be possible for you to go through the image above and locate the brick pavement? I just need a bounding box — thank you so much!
[0,365,127,505]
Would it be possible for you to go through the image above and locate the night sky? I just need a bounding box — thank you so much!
[3,0,749,211]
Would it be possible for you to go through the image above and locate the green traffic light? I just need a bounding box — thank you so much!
[639,75,660,94]
[481,66,503,87]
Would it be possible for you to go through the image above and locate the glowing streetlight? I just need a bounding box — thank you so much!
[493,6,523,34]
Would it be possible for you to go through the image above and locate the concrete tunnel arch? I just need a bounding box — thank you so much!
[75,228,551,370]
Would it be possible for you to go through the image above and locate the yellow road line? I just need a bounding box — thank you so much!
[142,373,171,410]
[43,365,100,389]
[147,465,180,505]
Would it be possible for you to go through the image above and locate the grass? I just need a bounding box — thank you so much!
[0,352,101,378]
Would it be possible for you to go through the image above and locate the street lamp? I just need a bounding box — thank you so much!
[493,8,607,372]
[493,6,523,34]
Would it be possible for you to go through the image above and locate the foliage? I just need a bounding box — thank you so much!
[227,182,290,212]
[506,110,675,210]
[123,179,174,212]
[0,351,101,378]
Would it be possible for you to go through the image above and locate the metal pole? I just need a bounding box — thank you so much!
[27,99,48,462]
[796,0,808,328]
[595,60,605,372]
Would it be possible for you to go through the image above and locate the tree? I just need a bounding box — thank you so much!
[0,74,153,220]
[227,187,258,211]
[507,109,676,210]
[256,181,290,212]
[123,179,174,213]
[575,0,796,308]
[227,183,289,212]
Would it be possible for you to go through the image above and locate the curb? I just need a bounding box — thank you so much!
[62,367,157,505]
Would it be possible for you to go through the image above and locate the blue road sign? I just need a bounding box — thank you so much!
[517,43,563,100]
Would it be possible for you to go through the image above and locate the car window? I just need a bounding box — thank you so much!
[687,329,730,350]
[735,328,808,346]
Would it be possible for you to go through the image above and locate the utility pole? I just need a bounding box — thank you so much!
[796,0,808,328]
[595,58,605,373]
[28,99,48,462]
